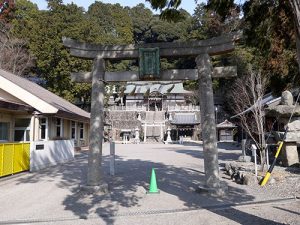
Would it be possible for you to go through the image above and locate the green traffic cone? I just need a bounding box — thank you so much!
[148,168,159,194]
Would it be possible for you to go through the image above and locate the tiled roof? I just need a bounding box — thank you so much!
[216,120,236,128]
[171,113,200,125]
[0,69,90,121]
[124,81,191,95]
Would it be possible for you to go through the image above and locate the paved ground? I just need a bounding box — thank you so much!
[0,142,299,225]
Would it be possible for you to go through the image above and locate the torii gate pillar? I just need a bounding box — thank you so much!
[196,54,226,194]
[82,56,108,192]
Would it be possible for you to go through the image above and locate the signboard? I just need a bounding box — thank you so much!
[139,48,160,80]
[36,144,45,150]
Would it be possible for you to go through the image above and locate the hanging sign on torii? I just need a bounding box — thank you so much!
[62,33,240,195]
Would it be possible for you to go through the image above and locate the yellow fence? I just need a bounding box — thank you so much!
[0,143,30,177]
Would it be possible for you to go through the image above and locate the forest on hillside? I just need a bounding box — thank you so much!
[0,0,299,115]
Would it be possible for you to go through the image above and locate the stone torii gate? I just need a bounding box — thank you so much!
[63,34,239,194]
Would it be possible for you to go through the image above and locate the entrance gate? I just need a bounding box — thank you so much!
[0,142,30,177]
[63,33,239,193]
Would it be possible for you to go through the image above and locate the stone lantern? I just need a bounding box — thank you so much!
[135,127,140,144]
[165,127,172,144]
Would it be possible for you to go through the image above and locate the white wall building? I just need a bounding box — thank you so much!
[0,69,90,175]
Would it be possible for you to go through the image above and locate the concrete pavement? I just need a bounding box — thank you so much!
[0,142,299,224]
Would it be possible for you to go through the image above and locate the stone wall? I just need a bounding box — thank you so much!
[105,110,202,141]
[105,111,143,141]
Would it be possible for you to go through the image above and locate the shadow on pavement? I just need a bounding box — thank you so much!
[209,207,285,225]
[166,142,240,162]
[217,142,241,150]
[10,145,284,225]
[273,206,300,216]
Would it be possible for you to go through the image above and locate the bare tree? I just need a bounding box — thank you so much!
[229,70,267,170]
[289,0,300,71]
[0,22,33,75]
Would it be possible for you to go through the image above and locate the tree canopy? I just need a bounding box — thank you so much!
[0,0,298,113]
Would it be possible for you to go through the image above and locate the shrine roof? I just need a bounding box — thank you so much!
[124,82,191,95]
[216,120,236,128]
[171,113,200,125]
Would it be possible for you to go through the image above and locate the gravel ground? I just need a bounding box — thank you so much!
[227,166,300,200]
[217,143,300,201]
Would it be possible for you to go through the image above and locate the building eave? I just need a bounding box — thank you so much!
[56,110,90,123]
[0,75,58,114]
[0,100,35,112]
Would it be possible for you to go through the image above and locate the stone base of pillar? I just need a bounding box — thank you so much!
[195,181,228,196]
[80,182,109,194]
[134,138,140,144]
[164,137,172,144]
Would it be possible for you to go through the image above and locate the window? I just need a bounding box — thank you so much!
[0,122,9,141]
[220,129,231,135]
[219,129,233,141]
[14,118,30,142]
[39,118,48,140]
[71,121,77,139]
[79,123,84,139]
[56,118,63,137]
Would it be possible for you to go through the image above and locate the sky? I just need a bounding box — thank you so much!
[29,0,199,15]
